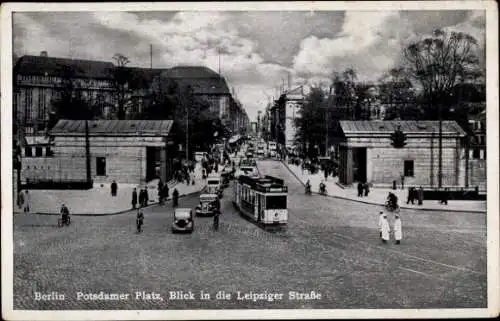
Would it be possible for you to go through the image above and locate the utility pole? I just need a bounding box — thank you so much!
[218,48,221,75]
[185,90,189,161]
[85,119,91,185]
[438,97,443,188]
[150,44,153,69]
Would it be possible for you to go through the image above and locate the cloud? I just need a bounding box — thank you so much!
[13,10,486,122]
[293,11,400,77]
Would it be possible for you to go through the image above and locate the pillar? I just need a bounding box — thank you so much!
[160,146,167,183]
[346,147,353,185]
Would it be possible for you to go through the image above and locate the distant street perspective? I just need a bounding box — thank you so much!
[10,8,488,311]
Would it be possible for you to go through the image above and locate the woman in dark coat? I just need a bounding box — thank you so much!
[132,188,138,209]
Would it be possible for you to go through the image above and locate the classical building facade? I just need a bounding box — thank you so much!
[270,86,305,148]
[161,66,232,130]
[335,120,469,188]
[21,120,176,186]
[13,53,117,136]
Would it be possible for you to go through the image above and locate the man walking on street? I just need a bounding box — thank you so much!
[111,180,118,197]
[381,215,390,244]
[378,211,385,239]
[400,175,405,190]
[357,182,364,197]
[393,215,403,244]
[143,186,149,207]
[163,182,169,202]
[418,186,424,205]
[131,188,138,209]
[23,190,31,213]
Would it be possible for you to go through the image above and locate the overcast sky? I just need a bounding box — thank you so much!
[13,10,485,121]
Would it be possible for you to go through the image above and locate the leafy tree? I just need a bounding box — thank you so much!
[329,68,359,131]
[111,53,132,120]
[295,86,328,157]
[50,64,99,125]
[377,67,419,120]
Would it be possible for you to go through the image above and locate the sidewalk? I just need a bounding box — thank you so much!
[284,162,486,213]
[14,163,208,216]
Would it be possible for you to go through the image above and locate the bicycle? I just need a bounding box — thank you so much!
[57,216,71,227]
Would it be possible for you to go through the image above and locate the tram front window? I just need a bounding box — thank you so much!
[266,196,287,209]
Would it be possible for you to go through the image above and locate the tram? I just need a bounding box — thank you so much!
[233,175,288,228]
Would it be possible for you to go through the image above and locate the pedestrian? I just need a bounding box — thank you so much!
[323,167,328,181]
[364,182,370,197]
[17,190,25,210]
[406,187,415,205]
[393,215,403,244]
[400,175,405,190]
[138,187,144,208]
[440,188,449,205]
[378,211,385,239]
[357,182,364,197]
[131,188,138,209]
[163,182,169,201]
[157,179,163,196]
[143,186,149,207]
[418,186,424,205]
[23,190,31,213]
[111,180,118,197]
[381,215,390,244]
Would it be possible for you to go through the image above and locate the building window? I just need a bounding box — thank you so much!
[472,148,480,159]
[404,160,414,177]
[46,147,54,157]
[24,147,32,157]
[26,90,34,121]
[35,147,43,157]
[96,157,106,176]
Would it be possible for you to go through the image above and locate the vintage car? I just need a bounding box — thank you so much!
[220,170,232,187]
[172,208,194,233]
[195,193,219,216]
[206,175,223,198]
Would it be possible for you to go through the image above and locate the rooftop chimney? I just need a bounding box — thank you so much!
[40,51,48,57]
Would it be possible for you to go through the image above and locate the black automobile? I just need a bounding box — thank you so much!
[172,208,194,233]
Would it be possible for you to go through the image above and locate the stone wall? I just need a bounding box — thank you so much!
[469,159,486,191]
[21,135,169,185]
[21,156,87,183]
[338,134,465,187]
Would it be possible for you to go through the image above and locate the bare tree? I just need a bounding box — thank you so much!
[402,29,482,187]
[403,29,481,116]
[111,53,131,119]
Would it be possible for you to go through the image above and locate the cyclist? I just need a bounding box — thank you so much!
[213,197,221,230]
[136,210,144,233]
[305,179,312,194]
[60,203,70,225]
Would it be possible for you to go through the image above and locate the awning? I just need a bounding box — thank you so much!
[25,135,50,146]
[228,135,241,144]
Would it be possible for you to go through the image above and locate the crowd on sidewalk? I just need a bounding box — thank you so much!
[284,155,486,213]
[15,156,212,215]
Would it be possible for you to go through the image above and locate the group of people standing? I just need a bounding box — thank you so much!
[378,211,403,244]
[357,182,370,197]
[406,186,424,205]
[131,186,150,209]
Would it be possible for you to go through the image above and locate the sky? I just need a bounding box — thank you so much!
[13,10,485,121]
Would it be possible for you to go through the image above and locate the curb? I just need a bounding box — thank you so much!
[23,187,204,217]
[281,161,487,214]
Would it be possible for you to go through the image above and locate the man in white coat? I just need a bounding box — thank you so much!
[393,215,402,244]
[378,211,385,239]
[381,215,390,244]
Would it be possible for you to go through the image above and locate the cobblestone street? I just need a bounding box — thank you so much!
[12,160,487,310]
